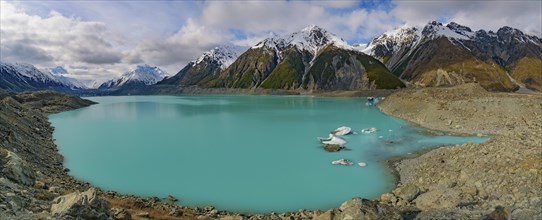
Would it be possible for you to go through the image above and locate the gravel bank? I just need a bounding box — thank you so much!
[378,83,542,219]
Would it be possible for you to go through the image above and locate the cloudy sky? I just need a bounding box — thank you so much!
[1,0,541,83]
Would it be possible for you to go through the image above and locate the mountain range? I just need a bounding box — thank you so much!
[98,64,168,89]
[162,25,405,91]
[0,62,85,92]
[361,21,542,92]
[1,21,540,94]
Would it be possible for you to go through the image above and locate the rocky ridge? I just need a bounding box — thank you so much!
[363,21,542,92]
[204,25,405,90]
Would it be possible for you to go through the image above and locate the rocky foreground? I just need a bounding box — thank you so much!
[378,83,542,219]
[1,85,541,219]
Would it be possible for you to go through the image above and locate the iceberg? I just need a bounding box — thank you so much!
[319,134,347,146]
[331,126,354,136]
[361,127,378,134]
[332,159,354,166]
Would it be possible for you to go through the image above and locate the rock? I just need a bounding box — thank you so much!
[34,180,47,189]
[167,195,178,202]
[323,144,343,152]
[220,216,244,220]
[136,211,150,218]
[111,207,131,220]
[511,208,540,220]
[168,208,183,217]
[414,188,461,211]
[50,187,110,219]
[313,209,334,220]
[337,197,401,220]
[380,193,397,204]
[393,184,420,202]
[483,206,511,220]
[0,149,36,186]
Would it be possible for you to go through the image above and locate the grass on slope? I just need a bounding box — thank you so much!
[511,56,542,92]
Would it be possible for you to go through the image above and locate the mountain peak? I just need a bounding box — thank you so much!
[253,25,351,55]
[49,66,68,75]
[193,45,246,69]
[300,24,323,33]
[99,64,168,89]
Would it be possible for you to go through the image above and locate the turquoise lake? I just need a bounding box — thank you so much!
[49,95,487,213]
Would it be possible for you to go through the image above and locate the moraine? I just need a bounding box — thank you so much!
[49,95,487,213]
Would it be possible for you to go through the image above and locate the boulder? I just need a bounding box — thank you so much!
[483,206,511,220]
[336,197,401,220]
[380,193,398,204]
[111,207,131,220]
[414,188,461,211]
[323,144,343,152]
[50,187,110,219]
[393,184,420,202]
[167,194,178,202]
[220,216,244,220]
[313,209,334,220]
[0,149,36,186]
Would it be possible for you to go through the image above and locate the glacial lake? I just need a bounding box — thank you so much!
[49,95,487,213]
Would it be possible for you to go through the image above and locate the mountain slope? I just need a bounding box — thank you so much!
[0,62,77,92]
[44,66,88,89]
[99,64,168,89]
[159,45,245,86]
[208,25,404,90]
[363,21,542,92]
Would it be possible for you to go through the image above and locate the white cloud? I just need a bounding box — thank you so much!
[132,18,233,73]
[0,1,128,81]
[1,0,540,84]
[198,1,398,44]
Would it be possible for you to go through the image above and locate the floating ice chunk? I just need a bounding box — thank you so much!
[331,126,353,136]
[332,159,354,166]
[361,127,378,134]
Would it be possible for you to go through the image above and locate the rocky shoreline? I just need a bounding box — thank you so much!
[1,85,541,219]
[378,84,542,219]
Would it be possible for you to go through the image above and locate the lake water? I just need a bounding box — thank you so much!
[49,95,487,213]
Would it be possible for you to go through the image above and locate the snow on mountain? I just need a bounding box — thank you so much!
[361,21,477,56]
[0,62,79,92]
[252,25,352,56]
[44,66,87,89]
[52,75,88,89]
[193,45,247,69]
[2,62,58,83]
[362,21,542,59]
[99,64,169,89]
[360,25,422,55]
[49,66,69,75]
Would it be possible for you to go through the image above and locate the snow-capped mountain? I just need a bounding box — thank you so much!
[159,45,246,86]
[0,62,76,92]
[206,25,404,90]
[193,45,246,70]
[253,25,352,58]
[361,21,542,92]
[44,66,88,89]
[99,64,168,89]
